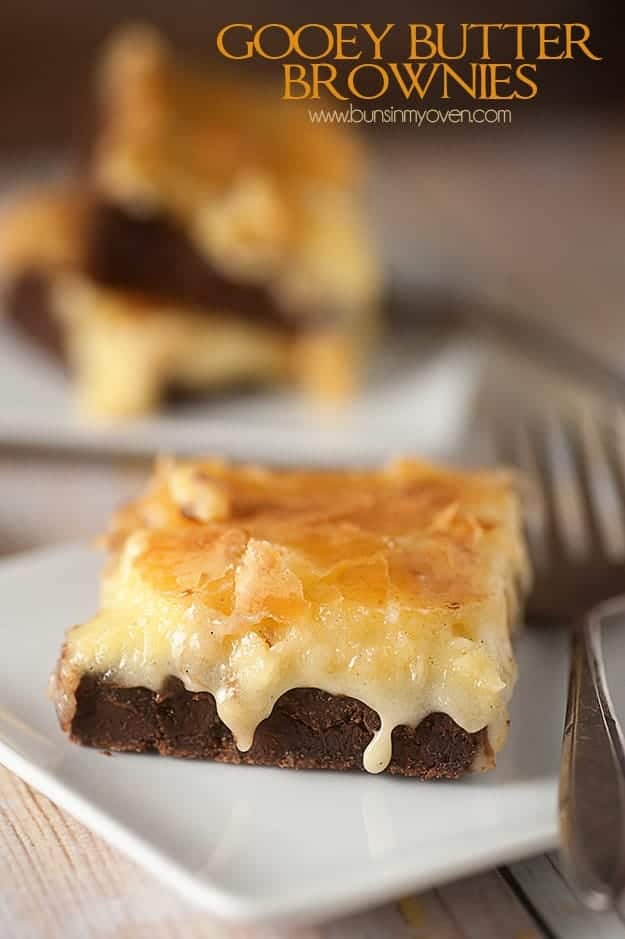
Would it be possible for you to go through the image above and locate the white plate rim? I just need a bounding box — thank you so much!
[0,729,557,924]
[0,544,559,925]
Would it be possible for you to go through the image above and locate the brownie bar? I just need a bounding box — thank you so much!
[53,456,527,774]
[70,675,489,779]
[85,201,304,330]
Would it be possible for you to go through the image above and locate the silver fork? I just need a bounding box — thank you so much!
[493,406,625,914]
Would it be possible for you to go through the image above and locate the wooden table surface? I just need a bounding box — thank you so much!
[1,452,625,939]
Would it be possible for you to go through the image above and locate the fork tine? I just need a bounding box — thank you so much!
[490,414,519,469]
[562,414,608,560]
[490,411,553,568]
[524,414,568,565]
[599,409,625,532]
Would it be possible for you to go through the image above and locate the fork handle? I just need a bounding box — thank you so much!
[559,597,625,911]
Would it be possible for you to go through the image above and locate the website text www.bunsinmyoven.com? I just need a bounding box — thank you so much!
[308,105,512,126]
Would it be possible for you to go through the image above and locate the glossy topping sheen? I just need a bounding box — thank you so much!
[53,457,530,773]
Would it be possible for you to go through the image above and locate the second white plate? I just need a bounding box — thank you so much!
[0,323,481,462]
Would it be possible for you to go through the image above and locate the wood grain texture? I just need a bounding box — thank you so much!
[0,760,545,939]
[508,855,625,939]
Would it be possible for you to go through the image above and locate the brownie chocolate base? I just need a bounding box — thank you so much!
[5,269,66,365]
[85,201,304,331]
[69,674,490,779]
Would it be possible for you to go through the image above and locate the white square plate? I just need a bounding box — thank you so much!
[0,323,481,462]
[0,543,602,926]
[0,161,481,463]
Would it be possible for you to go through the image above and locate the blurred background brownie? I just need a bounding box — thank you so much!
[0,26,381,419]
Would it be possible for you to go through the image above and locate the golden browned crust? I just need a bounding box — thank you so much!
[107,455,530,595]
[94,24,363,199]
